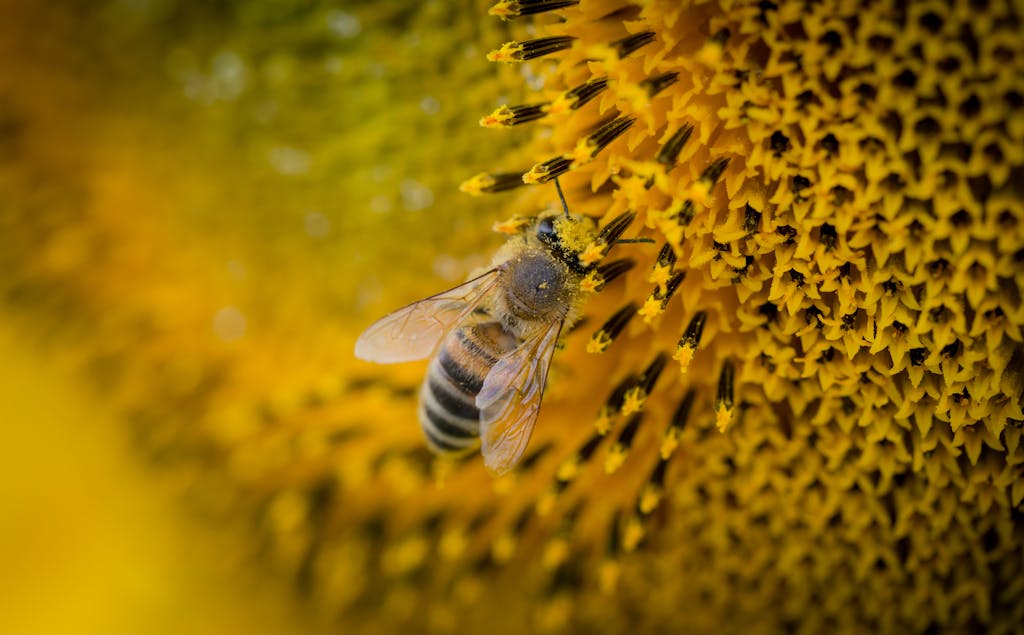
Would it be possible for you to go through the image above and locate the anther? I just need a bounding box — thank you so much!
[489,0,579,18]
[639,71,679,97]
[490,507,533,563]
[621,352,669,415]
[743,203,762,234]
[587,303,637,353]
[648,243,677,288]
[555,432,604,482]
[460,171,529,194]
[660,389,695,459]
[583,258,635,292]
[599,516,623,592]
[523,156,572,184]
[700,157,731,185]
[613,31,656,58]
[638,271,685,322]
[604,412,644,474]
[597,210,636,244]
[480,103,550,127]
[622,514,645,552]
[594,374,638,435]
[715,359,735,431]
[548,77,609,114]
[571,115,636,166]
[637,458,669,514]
[487,36,576,62]
[656,124,694,167]
[674,311,707,374]
[492,215,533,234]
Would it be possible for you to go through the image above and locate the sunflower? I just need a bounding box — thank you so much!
[0,0,1021,634]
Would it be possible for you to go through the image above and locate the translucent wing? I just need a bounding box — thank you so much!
[354,269,501,363]
[476,318,563,476]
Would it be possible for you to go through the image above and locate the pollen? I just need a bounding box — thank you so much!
[713,403,733,432]
[480,103,549,128]
[492,215,532,234]
[622,516,645,553]
[577,241,607,267]
[603,443,627,474]
[486,36,575,63]
[672,344,695,375]
[637,295,663,323]
[579,270,604,293]
[485,41,524,63]
[460,171,528,195]
[586,330,612,354]
[637,483,662,515]
[619,387,646,415]
[593,407,615,435]
[647,262,674,289]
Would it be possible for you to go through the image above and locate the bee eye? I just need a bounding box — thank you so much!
[537,218,556,240]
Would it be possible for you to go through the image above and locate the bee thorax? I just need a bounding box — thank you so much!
[505,252,568,320]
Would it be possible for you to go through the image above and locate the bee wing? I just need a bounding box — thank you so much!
[354,269,502,363]
[476,318,563,476]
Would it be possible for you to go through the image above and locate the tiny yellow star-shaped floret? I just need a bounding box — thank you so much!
[571,138,596,167]
[492,216,530,234]
[545,95,571,115]
[639,483,663,514]
[535,487,559,516]
[620,387,647,415]
[648,262,675,288]
[490,532,516,563]
[638,296,665,322]
[684,180,714,208]
[578,242,607,267]
[673,345,696,374]
[459,172,495,196]
[555,457,581,483]
[542,538,569,571]
[479,105,514,128]
[604,443,627,474]
[487,0,516,18]
[587,331,612,354]
[715,405,734,432]
[660,430,680,460]
[579,270,605,293]
[486,41,524,63]
[622,517,645,553]
[594,408,615,435]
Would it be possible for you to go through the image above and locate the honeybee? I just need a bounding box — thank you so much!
[355,188,636,475]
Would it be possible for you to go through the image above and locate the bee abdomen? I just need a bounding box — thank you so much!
[428,375,480,421]
[419,362,481,453]
[419,322,515,455]
[438,346,486,394]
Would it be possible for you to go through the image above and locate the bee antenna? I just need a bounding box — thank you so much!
[615,237,656,244]
[554,177,571,219]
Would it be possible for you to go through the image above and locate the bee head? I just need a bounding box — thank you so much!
[528,179,649,276]
[533,211,595,275]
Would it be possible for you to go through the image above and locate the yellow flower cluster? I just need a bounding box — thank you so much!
[460,0,1024,632]
[1,0,1022,634]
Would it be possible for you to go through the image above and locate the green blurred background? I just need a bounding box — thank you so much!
[0,1,529,632]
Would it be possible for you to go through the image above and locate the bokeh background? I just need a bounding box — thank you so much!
[0,1,524,632]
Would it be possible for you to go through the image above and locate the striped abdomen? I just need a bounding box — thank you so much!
[419,319,519,454]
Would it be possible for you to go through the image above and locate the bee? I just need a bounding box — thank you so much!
[355,184,640,475]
